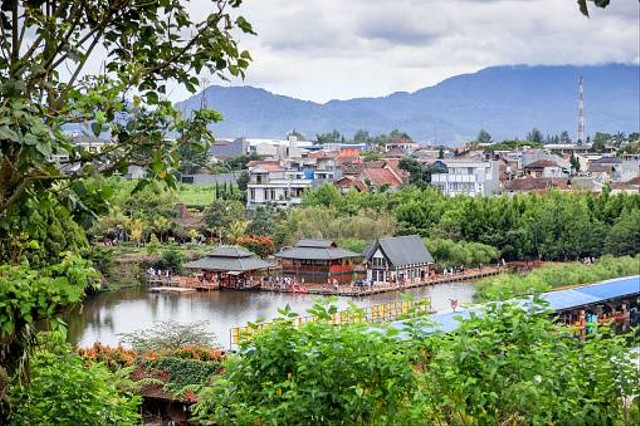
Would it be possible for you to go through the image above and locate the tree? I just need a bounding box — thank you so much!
[591,132,611,152]
[399,157,427,187]
[570,153,581,173]
[604,211,640,256]
[560,130,571,144]
[315,130,342,144]
[353,129,370,144]
[8,347,140,425]
[119,320,220,352]
[236,170,250,191]
[578,0,620,17]
[203,199,245,242]
[0,0,254,240]
[526,128,544,144]
[476,129,492,144]
[287,129,306,141]
[246,205,278,237]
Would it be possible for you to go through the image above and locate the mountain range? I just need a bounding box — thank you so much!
[176,64,640,145]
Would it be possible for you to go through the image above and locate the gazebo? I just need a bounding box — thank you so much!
[185,246,273,289]
[275,239,361,284]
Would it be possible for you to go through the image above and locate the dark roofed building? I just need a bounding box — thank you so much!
[364,235,434,284]
[276,239,361,284]
[185,246,273,288]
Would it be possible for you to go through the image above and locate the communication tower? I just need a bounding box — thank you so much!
[577,75,585,144]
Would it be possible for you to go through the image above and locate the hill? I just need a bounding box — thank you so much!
[175,64,640,145]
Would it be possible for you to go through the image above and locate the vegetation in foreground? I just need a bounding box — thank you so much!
[474,255,640,302]
[192,300,639,425]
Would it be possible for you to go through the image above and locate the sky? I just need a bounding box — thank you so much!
[170,0,640,104]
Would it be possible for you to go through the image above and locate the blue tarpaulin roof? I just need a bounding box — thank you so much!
[391,275,640,336]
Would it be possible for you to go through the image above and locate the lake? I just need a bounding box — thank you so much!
[66,280,476,349]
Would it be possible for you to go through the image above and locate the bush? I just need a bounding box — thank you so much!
[474,255,640,302]
[8,350,140,425]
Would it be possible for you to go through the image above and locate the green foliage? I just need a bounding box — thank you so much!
[203,198,246,239]
[474,255,640,302]
[362,150,383,162]
[8,348,140,425]
[288,206,396,241]
[424,238,500,267]
[408,300,638,425]
[476,128,493,144]
[0,195,89,266]
[526,128,544,143]
[194,302,415,425]
[604,212,640,256]
[484,139,543,152]
[154,244,186,274]
[146,356,221,395]
[119,320,220,352]
[246,205,280,237]
[0,255,98,375]
[193,300,639,425]
[0,0,254,226]
[302,185,640,262]
[336,238,368,255]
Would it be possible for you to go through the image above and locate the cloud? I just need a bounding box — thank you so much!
[168,0,640,103]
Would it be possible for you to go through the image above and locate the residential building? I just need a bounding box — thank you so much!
[430,159,500,196]
[275,239,361,284]
[523,160,568,178]
[246,160,311,209]
[363,235,434,284]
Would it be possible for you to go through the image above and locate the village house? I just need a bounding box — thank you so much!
[364,235,434,284]
[430,158,500,196]
[334,159,408,192]
[275,239,361,284]
[523,159,569,178]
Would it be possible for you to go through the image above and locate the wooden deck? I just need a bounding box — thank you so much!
[148,286,197,294]
[260,268,504,297]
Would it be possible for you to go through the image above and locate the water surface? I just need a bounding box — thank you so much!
[66,281,476,349]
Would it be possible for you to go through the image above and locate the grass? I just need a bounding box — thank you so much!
[175,184,217,207]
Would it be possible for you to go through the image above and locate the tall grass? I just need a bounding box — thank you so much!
[474,255,640,302]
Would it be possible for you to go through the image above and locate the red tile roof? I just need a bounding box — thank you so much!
[524,160,560,169]
[362,168,403,188]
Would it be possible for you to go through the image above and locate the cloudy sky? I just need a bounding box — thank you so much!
[176,0,639,103]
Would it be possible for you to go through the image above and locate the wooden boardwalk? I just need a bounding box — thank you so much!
[260,268,504,297]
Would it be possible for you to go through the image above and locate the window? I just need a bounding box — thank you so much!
[250,189,255,200]
[264,189,269,200]
[270,189,276,200]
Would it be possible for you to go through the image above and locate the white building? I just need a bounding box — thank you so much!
[431,159,500,196]
[246,160,311,209]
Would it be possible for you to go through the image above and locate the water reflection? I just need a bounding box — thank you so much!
[66,281,476,349]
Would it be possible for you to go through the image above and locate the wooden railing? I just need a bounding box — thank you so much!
[229,297,432,348]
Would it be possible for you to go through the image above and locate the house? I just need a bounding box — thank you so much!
[185,246,273,288]
[275,239,361,284]
[384,139,419,153]
[587,157,622,182]
[209,138,249,159]
[506,176,570,193]
[334,159,408,192]
[523,160,568,178]
[430,159,500,196]
[246,160,311,209]
[364,235,434,284]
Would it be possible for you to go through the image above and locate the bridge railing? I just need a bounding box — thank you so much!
[229,297,432,349]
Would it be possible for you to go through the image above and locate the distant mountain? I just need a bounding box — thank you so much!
[175,64,640,145]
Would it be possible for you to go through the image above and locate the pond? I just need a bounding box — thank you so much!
[66,281,476,349]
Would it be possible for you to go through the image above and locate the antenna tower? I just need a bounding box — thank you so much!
[577,75,585,144]
[200,76,210,110]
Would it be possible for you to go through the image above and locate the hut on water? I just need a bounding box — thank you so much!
[275,239,361,284]
[185,246,274,289]
[363,235,434,284]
